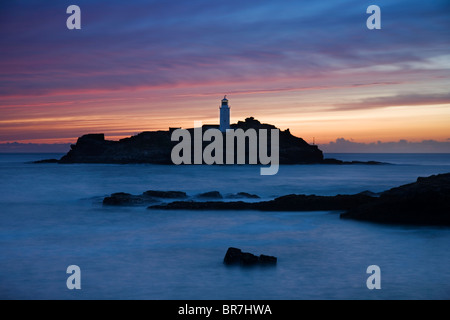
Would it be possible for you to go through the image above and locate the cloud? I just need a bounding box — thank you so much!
[5,138,450,154]
[0,0,449,143]
[320,138,450,153]
[0,142,71,153]
[1,0,449,97]
[333,92,450,111]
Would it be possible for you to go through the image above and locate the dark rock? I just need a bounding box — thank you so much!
[321,158,344,164]
[103,192,158,206]
[357,190,381,197]
[322,158,387,165]
[33,159,59,164]
[259,193,376,211]
[341,173,450,225]
[60,131,174,164]
[241,252,259,265]
[223,247,277,266]
[196,191,223,199]
[149,200,254,210]
[143,190,187,199]
[259,254,278,264]
[148,193,376,211]
[103,190,188,206]
[146,173,450,225]
[345,160,387,165]
[223,247,243,264]
[80,133,105,142]
[226,192,260,199]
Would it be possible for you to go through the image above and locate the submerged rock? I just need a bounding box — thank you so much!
[103,190,186,206]
[196,191,223,199]
[33,159,59,164]
[258,193,375,211]
[148,193,375,211]
[226,192,260,199]
[322,158,387,165]
[259,254,278,264]
[223,247,277,266]
[143,190,187,199]
[150,200,254,210]
[103,192,157,206]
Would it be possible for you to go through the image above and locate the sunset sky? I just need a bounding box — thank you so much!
[0,0,449,146]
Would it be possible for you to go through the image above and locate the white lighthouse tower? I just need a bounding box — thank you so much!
[219,95,230,132]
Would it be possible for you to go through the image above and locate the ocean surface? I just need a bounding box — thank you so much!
[0,153,449,300]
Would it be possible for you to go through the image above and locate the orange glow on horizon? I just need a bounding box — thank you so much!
[3,102,449,145]
[1,74,449,146]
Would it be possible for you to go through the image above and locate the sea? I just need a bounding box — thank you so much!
[0,153,449,300]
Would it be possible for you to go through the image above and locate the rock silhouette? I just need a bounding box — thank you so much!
[146,173,450,225]
[341,173,450,225]
[196,191,223,199]
[37,117,387,165]
[148,193,374,211]
[57,118,324,164]
[103,190,187,206]
[226,192,260,199]
[103,190,261,207]
[223,247,277,266]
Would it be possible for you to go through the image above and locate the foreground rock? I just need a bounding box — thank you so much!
[142,190,187,199]
[341,173,450,225]
[148,193,375,211]
[256,193,375,211]
[196,191,223,199]
[223,247,277,266]
[103,190,261,207]
[103,190,187,206]
[150,200,256,210]
[104,173,450,225]
[103,192,159,206]
[226,192,260,199]
[147,173,450,225]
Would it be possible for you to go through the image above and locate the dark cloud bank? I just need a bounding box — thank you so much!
[320,138,450,153]
[0,142,71,153]
[2,139,450,154]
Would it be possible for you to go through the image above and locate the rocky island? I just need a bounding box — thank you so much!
[41,117,384,165]
[57,117,323,164]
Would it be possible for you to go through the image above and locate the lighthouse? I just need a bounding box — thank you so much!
[219,95,230,132]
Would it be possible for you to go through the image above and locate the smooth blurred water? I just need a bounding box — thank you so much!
[0,153,449,299]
